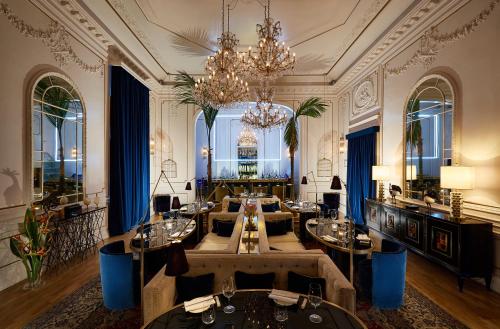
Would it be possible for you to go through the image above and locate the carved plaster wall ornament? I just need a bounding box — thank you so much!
[0,3,104,75]
[350,69,380,120]
[386,0,500,77]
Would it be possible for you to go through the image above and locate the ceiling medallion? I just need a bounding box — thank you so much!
[237,127,258,146]
[243,0,296,81]
[241,84,287,130]
[194,0,249,109]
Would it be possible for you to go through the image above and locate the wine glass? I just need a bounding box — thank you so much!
[222,276,236,314]
[201,303,216,324]
[330,209,338,221]
[274,305,288,322]
[308,283,323,323]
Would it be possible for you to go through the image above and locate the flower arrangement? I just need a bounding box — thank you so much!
[244,203,257,231]
[9,208,52,289]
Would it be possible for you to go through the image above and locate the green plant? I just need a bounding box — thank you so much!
[406,98,424,190]
[284,97,327,198]
[10,208,52,288]
[38,83,72,194]
[174,71,219,197]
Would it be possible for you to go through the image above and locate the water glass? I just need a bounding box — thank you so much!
[201,303,216,324]
[222,276,236,314]
[308,283,323,323]
[319,211,325,220]
[274,305,288,322]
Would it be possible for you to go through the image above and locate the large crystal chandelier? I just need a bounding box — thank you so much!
[243,0,295,81]
[241,84,287,130]
[194,0,249,109]
[237,127,258,146]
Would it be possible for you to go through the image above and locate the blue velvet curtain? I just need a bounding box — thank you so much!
[109,66,150,236]
[346,127,378,224]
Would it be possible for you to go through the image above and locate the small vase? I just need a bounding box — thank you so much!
[23,267,43,290]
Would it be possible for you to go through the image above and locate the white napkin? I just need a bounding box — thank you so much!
[171,232,180,237]
[269,289,299,305]
[357,234,370,241]
[184,295,215,313]
[180,206,188,211]
[291,206,300,210]
[308,219,318,225]
[322,235,338,243]
[133,233,146,240]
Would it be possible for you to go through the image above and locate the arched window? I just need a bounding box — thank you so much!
[404,74,454,205]
[32,74,85,203]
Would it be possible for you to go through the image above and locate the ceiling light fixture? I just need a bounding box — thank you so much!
[237,127,258,146]
[241,84,287,130]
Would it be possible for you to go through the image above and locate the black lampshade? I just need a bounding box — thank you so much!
[301,176,308,184]
[164,240,189,276]
[171,196,181,210]
[185,182,192,191]
[330,176,342,190]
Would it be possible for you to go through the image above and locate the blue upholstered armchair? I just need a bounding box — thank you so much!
[358,239,407,309]
[99,240,136,309]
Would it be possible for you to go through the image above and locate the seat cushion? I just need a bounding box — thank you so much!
[228,201,241,212]
[287,271,326,295]
[175,273,215,304]
[262,202,280,212]
[265,218,293,236]
[235,271,275,289]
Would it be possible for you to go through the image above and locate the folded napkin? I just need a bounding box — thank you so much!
[180,206,188,211]
[269,289,299,305]
[184,295,215,313]
[308,219,318,225]
[357,234,370,241]
[291,206,300,210]
[171,231,180,238]
[322,235,338,243]
[133,233,146,240]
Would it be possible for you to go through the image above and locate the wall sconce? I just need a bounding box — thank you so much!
[71,147,77,159]
[149,138,155,155]
[339,136,345,154]
[201,147,209,159]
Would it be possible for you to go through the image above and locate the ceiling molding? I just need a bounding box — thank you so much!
[331,0,469,95]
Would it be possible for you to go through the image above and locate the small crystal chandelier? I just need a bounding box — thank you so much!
[243,0,295,81]
[241,83,288,130]
[237,127,257,146]
[194,0,250,108]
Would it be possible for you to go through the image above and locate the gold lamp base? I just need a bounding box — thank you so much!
[377,181,385,202]
[450,191,464,220]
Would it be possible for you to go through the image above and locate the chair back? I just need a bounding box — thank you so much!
[215,186,229,202]
[99,241,136,309]
[272,185,286,201]
[233,186,245,195]
[253,186,267,194]
[153,194,170,214]
[371,239,407,309]
[323,193,340,211]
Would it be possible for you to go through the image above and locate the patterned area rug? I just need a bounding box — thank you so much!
[25,276,467,329]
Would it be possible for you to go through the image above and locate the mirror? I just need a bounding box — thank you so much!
[404,75,454,205]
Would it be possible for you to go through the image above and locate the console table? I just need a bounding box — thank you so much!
[365,199,493,291]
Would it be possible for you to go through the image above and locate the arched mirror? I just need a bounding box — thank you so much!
[404,75,454,205]
[32,74,85,203]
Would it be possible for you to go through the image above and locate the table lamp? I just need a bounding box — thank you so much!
[440,166,474,219]
[372,166,390,202]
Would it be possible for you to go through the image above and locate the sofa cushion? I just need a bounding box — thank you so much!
[262,202,280,212]
[211,219,235,233]
[287,271,326,296]
[216,220,235,237]
[265,218,293,236]
[175,273,215,304]
[228,201,241,212]
[235,271,275,289]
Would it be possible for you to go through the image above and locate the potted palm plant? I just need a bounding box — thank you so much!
[174,71,219,197]
[284,97,327,198]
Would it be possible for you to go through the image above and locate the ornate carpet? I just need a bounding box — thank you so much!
[24,277,467,329]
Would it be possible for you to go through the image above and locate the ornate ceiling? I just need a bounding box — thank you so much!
[79,0,414,83]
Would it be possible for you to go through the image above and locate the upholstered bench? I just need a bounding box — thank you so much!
[194,214,243,252]
[143,252,356,323]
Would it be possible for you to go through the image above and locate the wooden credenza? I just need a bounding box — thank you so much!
[365,199,493,291]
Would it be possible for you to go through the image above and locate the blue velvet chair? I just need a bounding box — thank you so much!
[358,239,407,309]
[99,240,136,309]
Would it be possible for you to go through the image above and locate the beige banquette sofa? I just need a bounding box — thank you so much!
[144,252,356,324]
[193,214,243,253]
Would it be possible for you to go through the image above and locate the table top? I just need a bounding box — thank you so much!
[305,219,373,255]
[283,202,320,213]
[178,204,215,216]
[130,218,196,253]
[144,290,366,329]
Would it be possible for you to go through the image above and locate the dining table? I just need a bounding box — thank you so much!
[144,289,366,329]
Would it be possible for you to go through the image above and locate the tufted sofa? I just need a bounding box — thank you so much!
[143,252,356,324]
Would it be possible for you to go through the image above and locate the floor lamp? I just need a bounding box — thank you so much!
[330,175,354,284]
[301,171,319,217]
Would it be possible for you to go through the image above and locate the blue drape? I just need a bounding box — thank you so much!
[346,127,378,224]
[109,66,150,236]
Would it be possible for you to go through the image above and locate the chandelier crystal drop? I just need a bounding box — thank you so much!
[194,0,250,109]
[243,0,296,81]
[237,127,258,146]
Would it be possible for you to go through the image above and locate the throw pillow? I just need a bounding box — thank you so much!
[234,271,275,289]
[175,273,215,304]
[217,220,235,237]
[262,202,280,212]
[265,218,293,236]
[227,201,241,212]
[287,271,326,295]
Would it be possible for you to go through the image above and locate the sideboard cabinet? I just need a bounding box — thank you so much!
[365,199,493,291]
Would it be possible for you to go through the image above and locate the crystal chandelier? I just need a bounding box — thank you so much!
[237,127,258,146]
[194,0,250,109]
[243,0,295,81]
[241,85,287,130]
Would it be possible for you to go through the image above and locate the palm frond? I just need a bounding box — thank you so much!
[173,71,197,105]
[43,87,71,129]
[203,105,219,131]
[295,97,327,118]
[284,116,298,151]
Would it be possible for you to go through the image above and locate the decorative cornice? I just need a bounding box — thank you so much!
[0,2,104,75]
[385,0,500,77]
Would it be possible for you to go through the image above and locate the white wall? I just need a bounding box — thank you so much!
[339,0,500,292]
[0,0,107,290]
